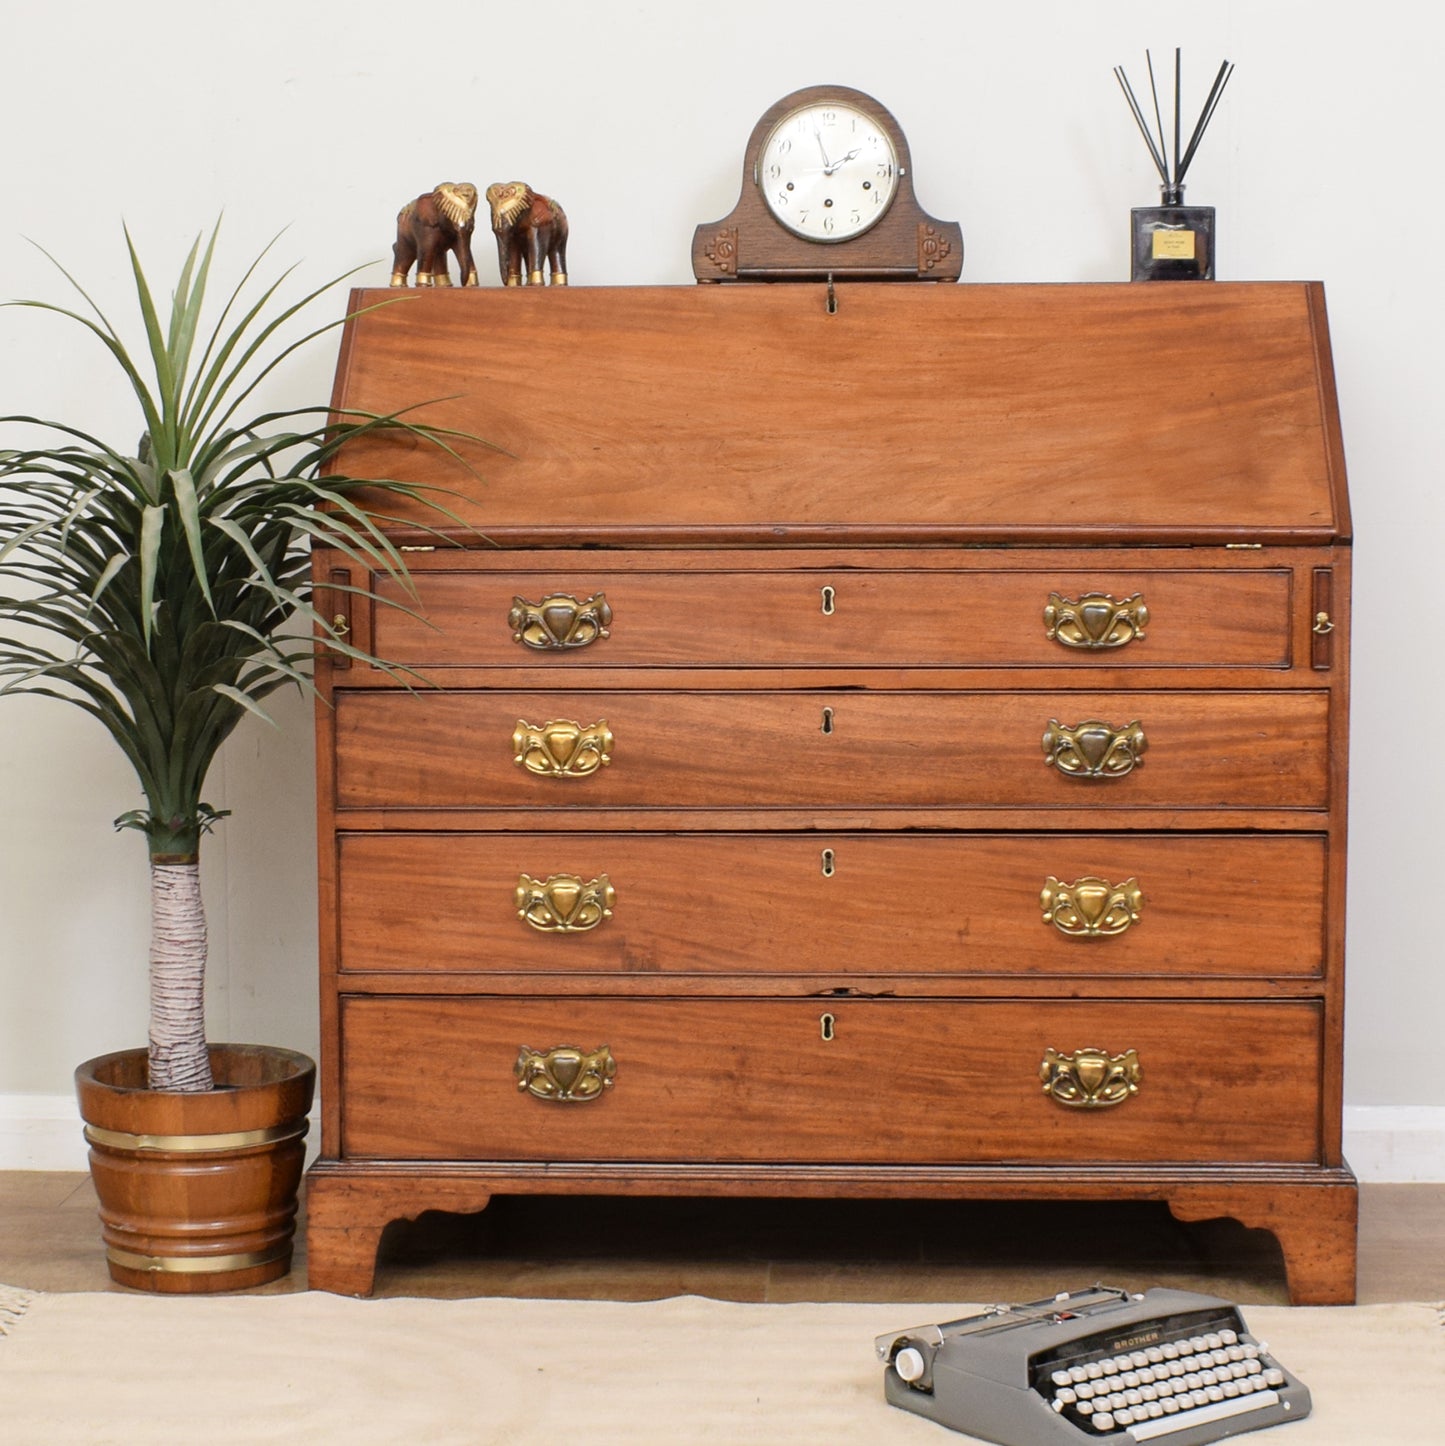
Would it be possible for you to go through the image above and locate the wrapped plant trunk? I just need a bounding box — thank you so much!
[148,859,211,1091]
[0,222,475,1092]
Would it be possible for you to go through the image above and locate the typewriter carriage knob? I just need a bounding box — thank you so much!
[894,1346,927,1383]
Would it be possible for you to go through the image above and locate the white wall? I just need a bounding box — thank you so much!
[2,1,1441,1172]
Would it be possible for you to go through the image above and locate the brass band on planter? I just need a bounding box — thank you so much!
[83,1121,308,1154]
[514,1044,617,1102]
[1040,1047,1142,1109]
[1042,718,1147,779]
[106,1245,290,1274]
[1044,591,1149,650]
[509,591,612,650]
[1040,876,1144,938]
[513,718,614,779]
[515,872,616,932]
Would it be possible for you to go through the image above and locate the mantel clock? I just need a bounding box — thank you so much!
[691,85,963,283]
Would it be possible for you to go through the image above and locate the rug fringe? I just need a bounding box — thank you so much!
[0,1283,36,1337]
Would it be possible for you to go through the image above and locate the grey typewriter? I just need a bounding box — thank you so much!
[875,1286,1310,1444]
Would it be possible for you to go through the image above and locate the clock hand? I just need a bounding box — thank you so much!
[822,147,863,175]
[813,127,834,169]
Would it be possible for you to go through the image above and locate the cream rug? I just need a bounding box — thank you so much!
[1,1285,1441,1444]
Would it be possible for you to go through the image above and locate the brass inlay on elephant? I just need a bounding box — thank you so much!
[391,182,480,288]
[486,182,569,286]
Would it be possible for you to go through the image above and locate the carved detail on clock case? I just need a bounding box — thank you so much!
[918,224,953,272]
[703,227,738,275]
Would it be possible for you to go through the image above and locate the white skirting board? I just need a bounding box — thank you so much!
[0,1094,88,1171]
[1338,1106,1445,1183]
[1,1096,1440,1181]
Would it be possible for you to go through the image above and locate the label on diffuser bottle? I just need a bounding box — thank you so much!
[1151,229,1197,260]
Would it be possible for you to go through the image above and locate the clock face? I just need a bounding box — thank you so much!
[757,101,899,242]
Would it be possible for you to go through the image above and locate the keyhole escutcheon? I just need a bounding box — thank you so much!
[821,585,836,615]
[821,707,834,735]
[820,1013,836,1042]
[821,848,836,877]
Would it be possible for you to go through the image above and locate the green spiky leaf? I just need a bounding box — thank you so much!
[1,219,482,862]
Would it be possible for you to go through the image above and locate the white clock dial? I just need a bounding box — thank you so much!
[758,102,899,242]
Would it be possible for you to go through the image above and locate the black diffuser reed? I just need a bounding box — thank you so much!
[1115,50,1234,281]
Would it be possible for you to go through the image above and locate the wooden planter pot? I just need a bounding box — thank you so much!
[74,1044,315,1293]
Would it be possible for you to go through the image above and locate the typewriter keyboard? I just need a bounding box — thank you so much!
[1039,1327,1294,1439]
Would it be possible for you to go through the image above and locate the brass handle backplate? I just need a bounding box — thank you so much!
[1043,719,1147,779]
[1044,591,1148,650]
[509,591,612,650]
[515,872,616,932]
[514,1044,616,1102]
[514,718,614,779]
[1041,876,1144,937]
[1040,1047,1142,1109]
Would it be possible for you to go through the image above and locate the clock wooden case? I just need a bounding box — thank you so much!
[307,280,1355,1304]
[692,85,963,281]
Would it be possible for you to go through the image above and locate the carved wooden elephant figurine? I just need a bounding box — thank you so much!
[391,182,480,288]
[485,182,569,286]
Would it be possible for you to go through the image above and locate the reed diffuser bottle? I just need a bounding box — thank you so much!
[1115,51,1234,281]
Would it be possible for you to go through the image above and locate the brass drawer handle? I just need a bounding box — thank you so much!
[1041,876,1143,937]
[1042,718,1147,779]
[515,1044,616,1102]
[1040,1047,1142,1109]
[509,591,612,650]
[515,872,616,932]
[1044,591,1149,650]
[514,718,614,778]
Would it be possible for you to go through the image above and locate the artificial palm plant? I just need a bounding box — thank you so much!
[0,224,458,1093]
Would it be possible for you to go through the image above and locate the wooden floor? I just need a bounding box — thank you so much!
[2,1175,1441,1304]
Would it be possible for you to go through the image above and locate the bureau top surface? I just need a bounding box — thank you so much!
[329,282,1349,546]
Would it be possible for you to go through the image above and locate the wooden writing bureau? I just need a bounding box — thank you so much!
[306,282,1356,1302]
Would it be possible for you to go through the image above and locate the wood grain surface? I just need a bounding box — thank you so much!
[326,283,1345,543]
[368,564,1294,670]
[333,689,1331,811]
[338,996,1323,1166]
[335,831,1327,979]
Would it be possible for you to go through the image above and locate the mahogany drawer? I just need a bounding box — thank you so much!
[338,997,1323,1165]
[370,567,1292,669]
[333,689,1329,812]
[336,832,1326,978]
